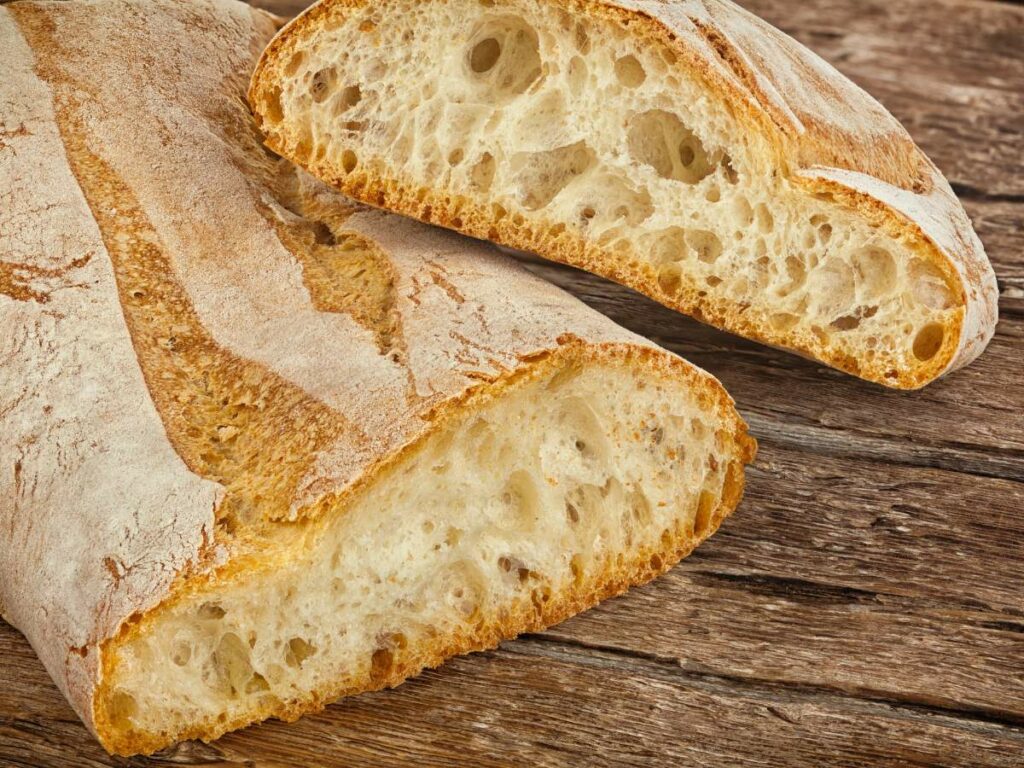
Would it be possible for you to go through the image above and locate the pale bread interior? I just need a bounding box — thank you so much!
[98,356,746,751]
[256,0,961,384]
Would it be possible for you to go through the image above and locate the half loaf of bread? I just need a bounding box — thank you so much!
[249,0,999,389]
[0,0,754,755]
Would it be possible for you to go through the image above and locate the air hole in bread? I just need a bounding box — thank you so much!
[465,17,541,96]
[570,554,585,585]
[770,312,800,332]
[852,247,897,300]
[808,258,855,318]
[581,173,653,227]
[337,84,362,112]
[171,640,192,667]
[512,141,595,210]
[630,489,652,526]
[686,230,722,264]
[502,470,542,532]
[732,196,754,229]
[566,501,580,524]
[614,54,645,87]
[214,633,253,697]
[341,150,358,173]
[471,152,496,191]
[448,148,464,166]
[694,490,716,536]
[310,67,336,103]
[831,314,861,332]
[776,257,807,299]
[284,51,306,77]
[470,37,501,73]
[909,259,955,310]
[913,323,945,361]
[658,263,683,295]
[294,134,313,163]
[559,396,609,462]
[285,637,317,668]
[369,647,394,682]
[574,23,590,53]
[262,86,284,125]
[721,155,739,184]
[567,55,587,95]
[627,110,716,184]
[645,226,688,265]
[246,673,271,694]
[198,603,226,620]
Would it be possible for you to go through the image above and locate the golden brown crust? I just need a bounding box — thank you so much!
[249,0,998,389]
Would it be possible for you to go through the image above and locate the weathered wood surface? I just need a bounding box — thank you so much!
[3,0,1022,765]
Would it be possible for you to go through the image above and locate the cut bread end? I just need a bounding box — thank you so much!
[249,0,995,389]
[92,344,754,755]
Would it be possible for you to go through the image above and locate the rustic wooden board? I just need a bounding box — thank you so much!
[3,0,1022,765]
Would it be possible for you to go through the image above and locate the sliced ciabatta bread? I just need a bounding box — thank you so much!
[249,0,999,389]
[0,0,754,755]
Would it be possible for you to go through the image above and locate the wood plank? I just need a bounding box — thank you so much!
[3,625,1023,768]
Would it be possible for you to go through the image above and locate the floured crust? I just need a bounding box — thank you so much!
[0,0,753,755]
[249,0,999,389]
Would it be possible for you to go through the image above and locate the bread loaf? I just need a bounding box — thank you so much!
[249,0,999,389]
[0,0,754,755]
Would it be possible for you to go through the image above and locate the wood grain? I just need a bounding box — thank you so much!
[3,0,1022,765]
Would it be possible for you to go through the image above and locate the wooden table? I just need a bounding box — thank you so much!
[3,0,1022,765]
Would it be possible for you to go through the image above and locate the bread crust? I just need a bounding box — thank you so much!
[249,0,999,389]
[0,0,753,754]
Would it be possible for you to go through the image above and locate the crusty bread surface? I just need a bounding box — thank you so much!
[0,0,754,755]
[249,0,999,389]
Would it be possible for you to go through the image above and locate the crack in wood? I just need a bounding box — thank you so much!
[748,416,1024,484]
[949,182,1024,206]
[515,636,1024,733]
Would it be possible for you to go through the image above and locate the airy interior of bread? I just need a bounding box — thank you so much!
[253,0,963,386]
[96,354,747,753]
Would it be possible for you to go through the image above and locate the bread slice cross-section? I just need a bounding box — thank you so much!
[0,0,754,755]
[249,0,999,389]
